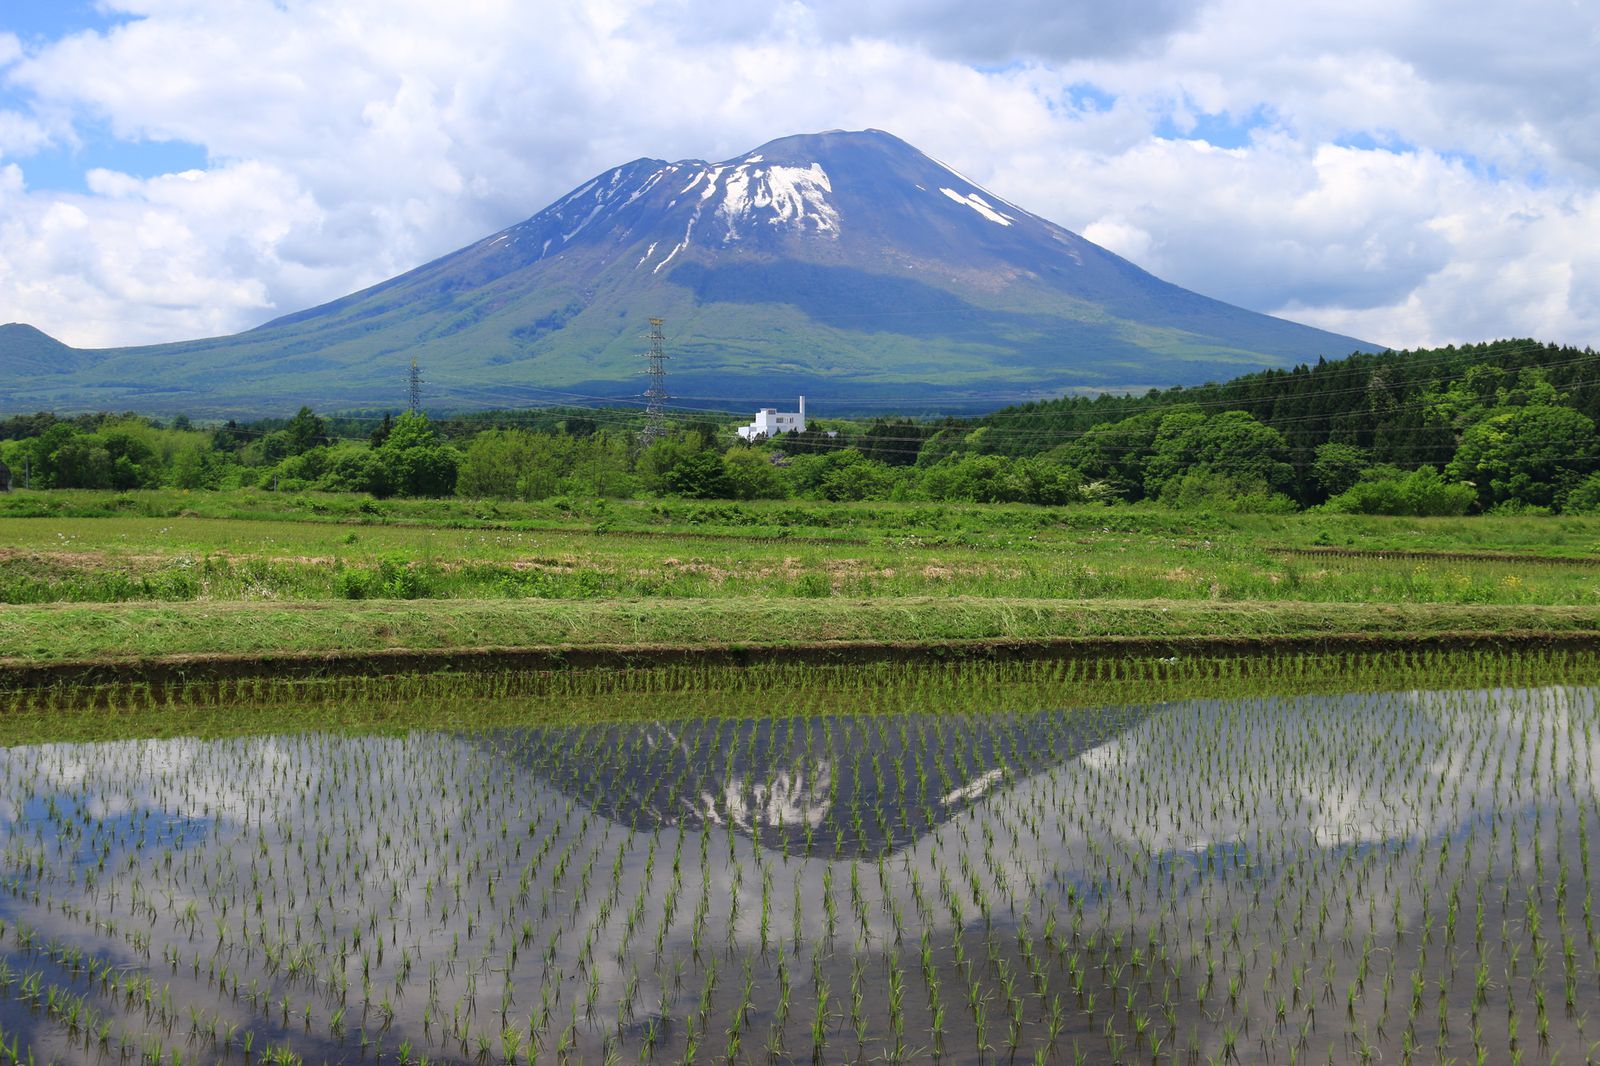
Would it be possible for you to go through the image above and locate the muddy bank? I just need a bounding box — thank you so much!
[1275,545,1600,567]
[5,628,1599,692]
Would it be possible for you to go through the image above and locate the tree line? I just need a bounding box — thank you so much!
[4,338,1599,514]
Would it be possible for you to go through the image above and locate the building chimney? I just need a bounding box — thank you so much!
[798,394,806,422]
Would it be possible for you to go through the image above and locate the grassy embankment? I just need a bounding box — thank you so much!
[4,488,1600,681]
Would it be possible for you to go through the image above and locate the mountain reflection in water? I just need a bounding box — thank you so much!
[484,703,1155,856]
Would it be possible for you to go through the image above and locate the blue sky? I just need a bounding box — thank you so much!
[1,2,208,191]
[8,124,208,193]
[4,0,120,41]
[1,0,1596,352]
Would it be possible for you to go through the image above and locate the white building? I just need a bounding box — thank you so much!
[736,396,807,441]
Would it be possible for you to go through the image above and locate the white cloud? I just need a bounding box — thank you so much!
[0,0,1595,356]
[0,161,338,345]
[0,109,50,158]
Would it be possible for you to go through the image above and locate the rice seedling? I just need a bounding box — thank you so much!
[0,652,1594,1062]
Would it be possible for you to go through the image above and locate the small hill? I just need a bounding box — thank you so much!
[0,322,92,378]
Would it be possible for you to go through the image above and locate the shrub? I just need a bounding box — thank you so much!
[1157,468,1296,513]
[334,568,371,600]
[1324,466,1476,516]
[1560,472,1600,514]
[793,572,831,597]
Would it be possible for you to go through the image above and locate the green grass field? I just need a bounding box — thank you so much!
[4,488,1600,674]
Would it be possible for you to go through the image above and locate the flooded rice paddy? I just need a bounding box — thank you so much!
[0,683,1597,1065]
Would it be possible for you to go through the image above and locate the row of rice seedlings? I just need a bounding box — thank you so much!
[0,677,1595,1061]
[7,646,1600,741]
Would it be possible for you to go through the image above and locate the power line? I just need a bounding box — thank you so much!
[200,339,1600,453]
[23,338,1592,455]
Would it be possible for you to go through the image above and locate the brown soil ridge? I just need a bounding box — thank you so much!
[4,629,1598,691]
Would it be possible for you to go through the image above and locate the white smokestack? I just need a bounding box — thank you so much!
[798,394,806,424]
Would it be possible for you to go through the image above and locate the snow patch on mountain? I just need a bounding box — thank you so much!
[717,163,839,241]
[652,218,694,274]
[624,169,667,206]
[700,167,725,201]
[940,187,1013,227]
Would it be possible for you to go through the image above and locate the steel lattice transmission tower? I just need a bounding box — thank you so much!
[408,358,423,415]
[640,317,669,444]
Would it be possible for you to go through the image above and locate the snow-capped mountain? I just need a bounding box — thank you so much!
[1,130,1377,415]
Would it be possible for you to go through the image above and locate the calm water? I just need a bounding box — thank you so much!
[0,686,1595,1064]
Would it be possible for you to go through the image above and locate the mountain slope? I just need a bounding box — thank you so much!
[0,323,94,377]
[0,130,1379,415]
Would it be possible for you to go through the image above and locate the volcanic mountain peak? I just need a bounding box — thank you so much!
[0,129,1379,416]
[485,127,1048,277]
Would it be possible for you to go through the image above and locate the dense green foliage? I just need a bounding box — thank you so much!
[4,338,1597,513]
[968,338,1600,512]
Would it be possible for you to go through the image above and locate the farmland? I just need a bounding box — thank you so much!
[5,490,1600,672]
[3,491,1600,1063]
[0,657,1596,1064]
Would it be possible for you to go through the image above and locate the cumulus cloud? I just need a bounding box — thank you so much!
[0,161,341,346]
[0,0,1595,356]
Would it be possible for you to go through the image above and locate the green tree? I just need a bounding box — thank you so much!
[721,447,788,500]
[857,420,930,466]
[785,449,898,501]
[1561,472,1600,514]
[1156,468,1296,513]
[368,412,393,448]
[321,448,395,497]
[916,454,1078,504]
[570,433,634,497]
[51,437,113,488]
[1419,363,1505,433]
[1310,442,1371,500]
[98,427,158,488]
[284,406,328,454]
[381,411,439,451]
[1447,405,1598,510]
[166,444,208,488]
[663,451,730,498]
[636,430,712,494]
[375,412,457,496]
[517,434,585,500]
[386,444,458,497]
[1143,410,1292,499]
[1053,411,1165,501]
[456,430,539,499]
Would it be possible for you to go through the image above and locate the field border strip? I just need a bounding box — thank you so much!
[5,628,1600,691]
[1273,545,1600,568]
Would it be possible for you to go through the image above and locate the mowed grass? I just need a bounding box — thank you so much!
[11,486,1600,553]
[3,511,1600,606]
[4,489,1600,667]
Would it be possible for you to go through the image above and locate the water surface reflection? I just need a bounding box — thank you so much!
[0,687,1591,1065]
